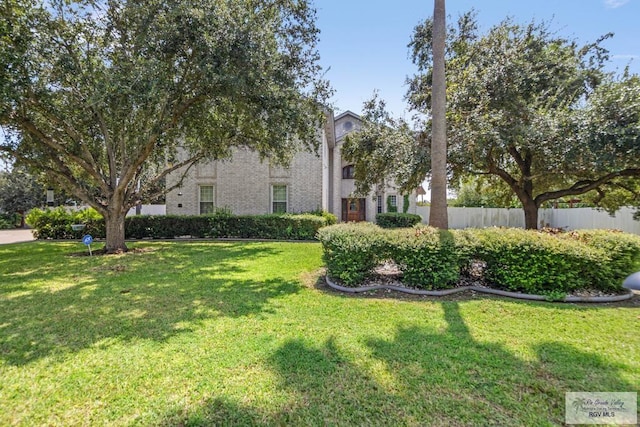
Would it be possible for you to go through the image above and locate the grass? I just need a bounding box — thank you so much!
[0,240,639,426]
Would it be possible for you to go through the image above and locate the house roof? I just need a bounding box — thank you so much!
[334,110,361,122]
[323,109,336,149]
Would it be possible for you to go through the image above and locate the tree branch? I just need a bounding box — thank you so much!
[535,169,640,205]
[16,116,109,194]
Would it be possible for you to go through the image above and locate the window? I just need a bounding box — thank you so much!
[272,185,287,213]
[377,195,383,214]
[199,185,215,214]
[342,165,355,179]
[387,195,397,212]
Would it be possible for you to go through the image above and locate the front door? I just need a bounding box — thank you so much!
[342,198,366,222]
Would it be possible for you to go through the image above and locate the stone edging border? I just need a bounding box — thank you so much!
[324,276,635,303]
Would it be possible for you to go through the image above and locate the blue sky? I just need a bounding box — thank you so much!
[316,0,640,117]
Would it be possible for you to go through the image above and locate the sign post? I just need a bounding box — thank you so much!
[82,234,94,256]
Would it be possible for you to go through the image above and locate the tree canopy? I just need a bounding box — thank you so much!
[345,12,640,229]
[0,0,330,251]
[409,13,640,228]
[0,166,45,226]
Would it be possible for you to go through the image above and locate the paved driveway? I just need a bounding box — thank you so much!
[0,229,36,245]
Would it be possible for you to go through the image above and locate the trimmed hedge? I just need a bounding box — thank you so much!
[466,228,601,295]
[386,226,461,289]
[376,213,422,228]
[316,223,387,286]
[26,208,333,241]
[318,223,640,294]
[560,230,640,291]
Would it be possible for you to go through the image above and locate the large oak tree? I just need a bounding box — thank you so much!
[408,13,640,229]
[1,0,329,251]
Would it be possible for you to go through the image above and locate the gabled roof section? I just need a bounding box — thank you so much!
[334,110,361,121]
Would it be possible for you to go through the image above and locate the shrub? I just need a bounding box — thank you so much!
[27,208,329,241]
[215,214,327,240]
[560,230,640,291]
[26,207,103,239]
[125,215,213,239]
[386,226,461,289]
[466,228,602,295]
[317,223,386,286]
[317,224,638,294]
[0,213,18,229]
[376,213,422,228]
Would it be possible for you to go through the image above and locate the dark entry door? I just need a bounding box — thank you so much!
[342,198,366,222]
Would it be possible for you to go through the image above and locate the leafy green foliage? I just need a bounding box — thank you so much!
[450,176,519,208]
[376,213,422,228]
[316,223,386,286]
[26,208,330,241]
[468,228,600,295]
[0,167,45,224]
[559,230,640,291]
[1,0,330,251]
[319,224,639,294]
[386,226,461,289]
[405,13,640,228]
[215,214,328,240]
[26,207,102,239]
[0,213,19,229]
[341,93,429,196]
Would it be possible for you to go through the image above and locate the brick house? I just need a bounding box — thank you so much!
[165,110,417,222]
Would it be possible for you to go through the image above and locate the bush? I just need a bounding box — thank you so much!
[0,213,18,229]
[466,228,602,295]
[376,213,422,228]
[317,224,637,295]
[385,226,462,289]
[125,215,214,239]
[560,230,640,291]
[26,207,103,239]
[27,208,330,241]
[214,214,327,240]
[317,223,387,286]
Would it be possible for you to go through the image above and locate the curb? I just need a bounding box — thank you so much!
[324,276,635,303]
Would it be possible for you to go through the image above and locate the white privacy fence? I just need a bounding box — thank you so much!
[416,206,640,235]
[125,204,166,216]
[64,204,166,216]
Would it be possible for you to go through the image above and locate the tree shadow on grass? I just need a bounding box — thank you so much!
[158,302,637,426]
[0,242,300,366]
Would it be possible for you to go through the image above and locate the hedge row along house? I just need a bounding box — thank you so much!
[166,111,418,222]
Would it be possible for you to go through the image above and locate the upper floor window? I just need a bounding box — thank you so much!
[342,165,355,179]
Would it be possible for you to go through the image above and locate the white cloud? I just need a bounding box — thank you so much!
[604,0,630,8]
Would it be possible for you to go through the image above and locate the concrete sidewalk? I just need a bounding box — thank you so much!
[0,229,36,245]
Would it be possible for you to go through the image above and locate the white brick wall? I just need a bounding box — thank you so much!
[167,147,323,216]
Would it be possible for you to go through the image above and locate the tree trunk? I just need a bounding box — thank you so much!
[523,199,539,230]
[104,212,128,253]
[429,0,448,229]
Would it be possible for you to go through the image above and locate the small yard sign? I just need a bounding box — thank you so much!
[82,234,94,256]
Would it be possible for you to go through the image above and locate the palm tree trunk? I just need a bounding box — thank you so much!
[429,0,448,229]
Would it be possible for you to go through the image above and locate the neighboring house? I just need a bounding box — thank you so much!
[166,110,417,221]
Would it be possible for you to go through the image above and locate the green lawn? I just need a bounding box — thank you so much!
[1,241,638,426]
